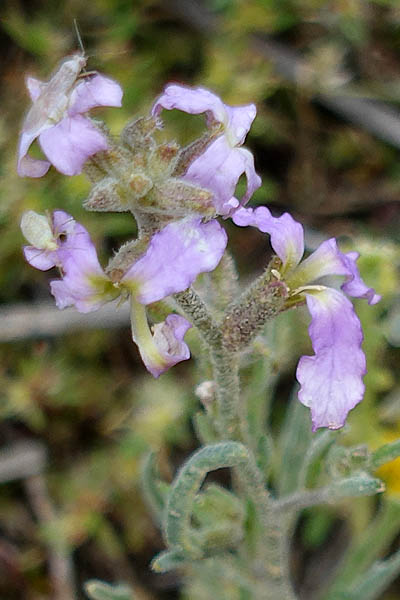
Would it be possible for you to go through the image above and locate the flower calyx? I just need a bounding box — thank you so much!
[83,116,216,219]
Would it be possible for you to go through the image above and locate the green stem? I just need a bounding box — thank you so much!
[175,284,297,599]
[174,288,243,439]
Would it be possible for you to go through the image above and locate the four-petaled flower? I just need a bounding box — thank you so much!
[152,84,261,215]
[18,54,123,177]
[233,206,381,431]
[21,210,227,377]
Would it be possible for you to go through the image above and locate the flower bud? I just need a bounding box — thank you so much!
[84,177,126,212]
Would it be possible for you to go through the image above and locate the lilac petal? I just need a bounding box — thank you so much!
[238,147,262,207]
[122,218,227,304]
[51,210,76,237]
[340,251,381,305]
[23,246,58,270]
[151,84,226,124]
[68,74,123,116]
[297,288,366,431]
[17,130,51,177]
[151,84,256,145]
[294,238,381,304]
[185,137,261,213]
[232,206,304,271]
[143,314,192,378]
[224,104,257,145]
[26,76,45,102]
[50,221,116,313]
[39,115,108,176]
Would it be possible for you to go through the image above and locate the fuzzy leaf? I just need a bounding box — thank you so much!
[164,442,249,559]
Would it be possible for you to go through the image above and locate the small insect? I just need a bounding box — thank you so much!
[23,21,90,133]
[18,20,123,177]
[21,210,90,272]
[20,210,59,252]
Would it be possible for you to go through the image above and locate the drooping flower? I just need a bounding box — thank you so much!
[233,205,381,431]
[18,54,123,177]
[152,84,261,214]
[21,211,227,376]
[131,308,192,378]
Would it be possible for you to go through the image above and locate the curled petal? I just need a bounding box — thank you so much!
[122,218,227,304]
[232,206,304,272]
[50,220,117,313]
[23,246,58,270]
[144,314,192,377]
[68,74,123,116]
[151,84,227,124]
[224,105,257,145]
[39,115,108,176]
[297,288,366,431]
[17,130,51,177]
[294,238,381,304]
[340,251,381,304]
[151,84,256,146]
[185,137,261,214]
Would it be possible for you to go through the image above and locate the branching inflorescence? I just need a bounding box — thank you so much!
[19,53,398,600]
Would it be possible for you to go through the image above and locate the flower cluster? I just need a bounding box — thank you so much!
[19,55,380,430]
[21,209,226,376]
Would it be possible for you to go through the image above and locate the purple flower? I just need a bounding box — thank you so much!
[18,54,123,177]
[121,218,228,304]
[131,308,192,378]
[152,84,261,214]
[22,211,227,375]
[233,206,381,431]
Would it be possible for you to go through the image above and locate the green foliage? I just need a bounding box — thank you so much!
[161,442,248,560]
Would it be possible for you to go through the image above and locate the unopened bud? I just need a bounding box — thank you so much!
[129,172,153,199]
[148,142,180,178]
[84,178,126,212]
[150,178,216,218]
[121,116,158,151]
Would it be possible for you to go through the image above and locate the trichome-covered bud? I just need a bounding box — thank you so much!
[129,172,154,199]
[84,177,126,212]
[120,116,159,152]
[147,178,216,218]
[148,142,180,178]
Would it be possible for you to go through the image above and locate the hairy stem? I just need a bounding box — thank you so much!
[175,282,297,599]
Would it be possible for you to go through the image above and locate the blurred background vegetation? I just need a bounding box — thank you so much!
[0,0,399,598]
